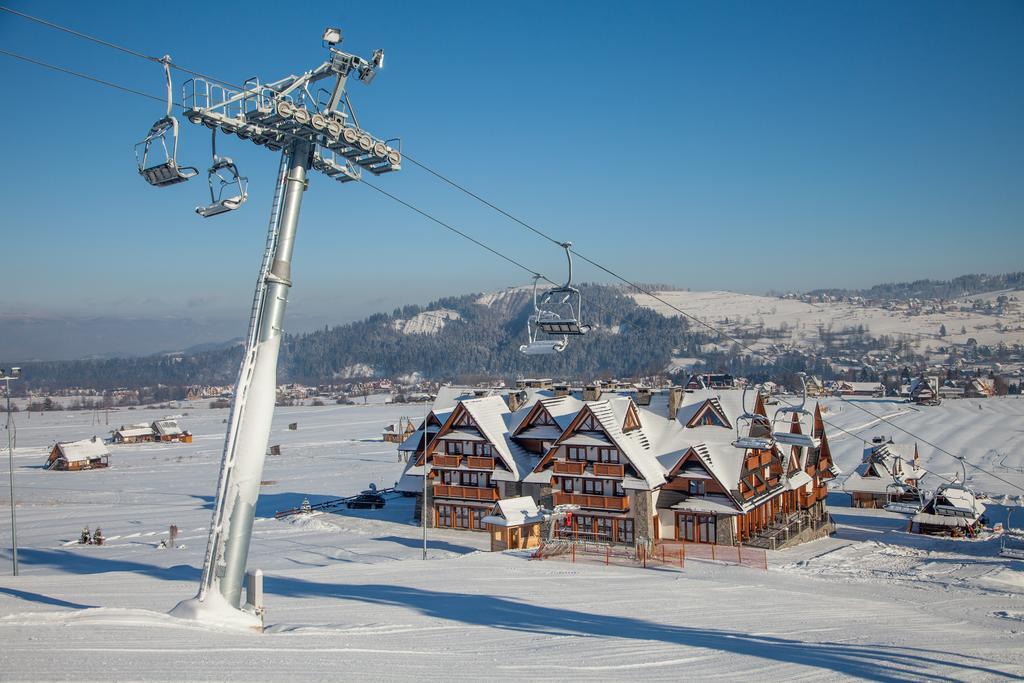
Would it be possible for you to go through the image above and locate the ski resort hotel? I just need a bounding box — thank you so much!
[397,383,840,550]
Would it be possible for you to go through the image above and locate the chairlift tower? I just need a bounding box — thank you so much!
[138,28,401,613]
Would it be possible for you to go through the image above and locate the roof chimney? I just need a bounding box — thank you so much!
[668,386,684,420]
[554,383,570,398]
[507,390,527,412]
[583,383,602,402]
[636,386,652,406]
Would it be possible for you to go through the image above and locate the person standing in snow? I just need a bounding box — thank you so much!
[92,528,104,546]
[80,526,91,545]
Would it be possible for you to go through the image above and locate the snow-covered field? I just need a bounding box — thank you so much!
[1,400,1023,681]
[632,289,1024,354]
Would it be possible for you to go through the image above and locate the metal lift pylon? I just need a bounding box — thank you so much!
[164,28,398,624]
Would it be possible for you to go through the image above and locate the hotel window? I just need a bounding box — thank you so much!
[472,509,486,530]
[446,441,462,455]
[595,517,613,540]
[437,505,452,527]
[616,519,634,543]
[583,479,605,495]
[567,446,587,461]
[688,480,705,496]
[475,443,492,456]
[463,472,479,487]
[699,515,717,544]
[598,448,620,463]
[613,482,624,497]
[455,506,470,528]
[561,478,575,493]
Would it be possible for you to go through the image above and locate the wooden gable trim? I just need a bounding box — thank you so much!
[415,403,464,466]
[511,400,546,436]
[813,403,824,439]
[666,447,734,497]
[622,402,641,432]
[686,399,732,429]
[532,402,633,474]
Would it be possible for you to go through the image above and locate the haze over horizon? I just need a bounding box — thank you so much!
[1,0,1021,358]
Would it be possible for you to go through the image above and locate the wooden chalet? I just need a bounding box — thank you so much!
[834,381,885,397]
[152,419,192,443]
[112,424,156,444]
[964,378,996,399]
[844,441,925,508]
[46,437,110,471]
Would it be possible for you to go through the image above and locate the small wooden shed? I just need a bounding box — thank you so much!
[482,496,544,551]
[46,437,110,471]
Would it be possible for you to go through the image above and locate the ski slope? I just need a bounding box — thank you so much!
[0,400,1022,680]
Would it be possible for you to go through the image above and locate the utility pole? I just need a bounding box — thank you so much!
[136,28,400,613]
[1,367,21,576]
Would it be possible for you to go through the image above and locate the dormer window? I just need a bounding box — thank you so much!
[688,480,705,496]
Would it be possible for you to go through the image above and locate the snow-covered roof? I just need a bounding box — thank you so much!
[152,419,183,436]
[786,470,812,491]
[481,496,543,527]
[55,437,109,462]
[459,396,533,480]
[398,429,425,452]
[116,426,154,438]
[670,494,741,515]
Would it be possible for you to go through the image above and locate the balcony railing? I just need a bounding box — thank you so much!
[432,455,462,468]
[553,461,586,475]
[593,463,625,478]
[465,456,495,470]
[553,492,628,511]
[434,484,499,501]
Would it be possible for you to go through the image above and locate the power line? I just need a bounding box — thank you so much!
[2,43,1019,495]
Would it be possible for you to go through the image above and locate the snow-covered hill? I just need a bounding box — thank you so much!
[632,289,1024,354]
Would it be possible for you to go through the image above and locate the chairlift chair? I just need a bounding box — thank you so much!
[771,373,820,450]
[535,243,591,336]
[520,275,568,355]
[732,384,775,450]
[135,56,198,187]
[196,129,248,218]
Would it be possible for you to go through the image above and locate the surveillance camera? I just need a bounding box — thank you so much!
[322,27,342,46]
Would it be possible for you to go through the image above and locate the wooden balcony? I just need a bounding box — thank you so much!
[553,492,628,511]
[432,455,462,468]
[434,484,499,501]
[593,463,625,478]
[553,461,586,475]
[465,456,495,470]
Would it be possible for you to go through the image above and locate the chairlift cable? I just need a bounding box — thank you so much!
[2,45,1019,494]
[0,5,245,92]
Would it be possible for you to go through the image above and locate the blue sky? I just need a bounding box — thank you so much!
[1,0,1021,331]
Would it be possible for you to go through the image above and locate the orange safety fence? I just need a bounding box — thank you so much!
[530,539,767,572]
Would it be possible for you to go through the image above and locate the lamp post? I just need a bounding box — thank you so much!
[1,366,20,576]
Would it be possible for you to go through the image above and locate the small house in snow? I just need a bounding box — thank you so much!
[964,378,995,399]
[844,442,926,508]
[112,423,156,444]
[481,496,544,551]
[46,437,110,471]
[152,419,192,443]
[834,381,885,397]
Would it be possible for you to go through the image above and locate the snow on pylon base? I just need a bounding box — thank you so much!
[169,591,263,632]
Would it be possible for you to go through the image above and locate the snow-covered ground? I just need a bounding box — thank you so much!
[632,289,1024,354]
[0,401,1022,680]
